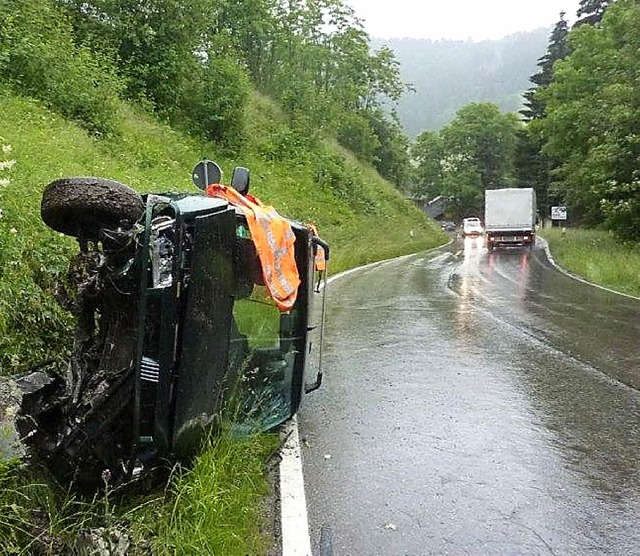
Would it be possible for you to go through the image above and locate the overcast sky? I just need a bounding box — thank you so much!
[346,0,581,41]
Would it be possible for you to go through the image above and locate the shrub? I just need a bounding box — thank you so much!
[174,52,251,148]
[0,0,123,135]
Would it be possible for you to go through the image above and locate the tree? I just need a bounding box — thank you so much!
[413,103,523,216]
[521,12,570,121]
[575,0,614,27]
[411,131,444,199]
[367,109,411,190]
[515,127,556,218]
[441,103,521,190]
[518,13,570,221]
[541,0,640,238]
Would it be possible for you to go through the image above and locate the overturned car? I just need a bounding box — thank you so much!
[17,161,329,489]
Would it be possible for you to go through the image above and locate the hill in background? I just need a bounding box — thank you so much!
[374,28,550,135]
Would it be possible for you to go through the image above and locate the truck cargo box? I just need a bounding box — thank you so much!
[484,188,536,250]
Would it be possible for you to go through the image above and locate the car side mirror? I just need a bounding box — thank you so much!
[192,160,222,191]
[231,166,250,195]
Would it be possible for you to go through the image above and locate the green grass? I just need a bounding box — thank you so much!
[130,435,279,555]
[541,227,640,297]
[0,86,446,554]
[0,434,278,554]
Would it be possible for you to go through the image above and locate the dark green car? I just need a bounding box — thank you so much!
[18,161,329,489]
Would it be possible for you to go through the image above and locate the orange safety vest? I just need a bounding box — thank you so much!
[206,184,300,312]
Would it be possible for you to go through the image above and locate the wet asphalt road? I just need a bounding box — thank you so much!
[298,237,640,555]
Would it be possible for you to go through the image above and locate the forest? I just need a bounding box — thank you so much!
[412,0,639,241]
[374,29,550,135]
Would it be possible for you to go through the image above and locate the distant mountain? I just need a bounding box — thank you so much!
[373,29,551,136]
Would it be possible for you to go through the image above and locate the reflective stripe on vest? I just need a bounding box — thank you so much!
[205,184,300,312]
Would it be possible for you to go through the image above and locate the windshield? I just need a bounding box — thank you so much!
[227,223,314,433]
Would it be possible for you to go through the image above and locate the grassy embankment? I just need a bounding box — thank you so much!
[542,227,640,297]
[0,88,446,553]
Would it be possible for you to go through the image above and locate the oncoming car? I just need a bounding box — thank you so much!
[462,217,483,237]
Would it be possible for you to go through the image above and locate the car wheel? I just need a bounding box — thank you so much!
[41,177,144,239]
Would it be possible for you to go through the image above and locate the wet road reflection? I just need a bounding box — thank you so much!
[299,240,640,555]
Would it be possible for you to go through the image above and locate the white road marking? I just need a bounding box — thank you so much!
[280,416,312,556]
[279,240,452,555]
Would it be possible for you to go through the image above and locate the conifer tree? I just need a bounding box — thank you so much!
[518,13,569,221]
[575,0,613,27]
[521,12,569,121]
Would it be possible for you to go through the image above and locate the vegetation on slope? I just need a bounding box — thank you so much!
[0,89,443,375]
[0,1,446,551]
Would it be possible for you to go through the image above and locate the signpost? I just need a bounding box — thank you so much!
[551,206,567,221]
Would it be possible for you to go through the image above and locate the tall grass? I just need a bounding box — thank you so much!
[541,227,640,297]
[0,434,279,554]
[130,435,279,555]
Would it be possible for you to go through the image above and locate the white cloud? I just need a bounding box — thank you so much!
[346,0,580,41]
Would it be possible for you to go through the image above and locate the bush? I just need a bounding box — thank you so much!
[174,53,251,148]
[0,0,123,135]
[336,110,381,164]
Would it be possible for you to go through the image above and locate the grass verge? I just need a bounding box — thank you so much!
[0,434,279,554]
[541,227,640,297]
[0,87,446,554]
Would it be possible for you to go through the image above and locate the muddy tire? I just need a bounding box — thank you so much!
[41,177,144,238]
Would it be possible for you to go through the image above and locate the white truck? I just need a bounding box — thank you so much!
[484,188,536,251]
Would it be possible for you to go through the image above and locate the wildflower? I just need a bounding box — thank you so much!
[0,160,16,171]
[1,145,11,154]
[9,228,17,234]
[0,178,10,187]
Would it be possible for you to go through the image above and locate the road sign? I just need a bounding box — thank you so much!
[551,206,567,220]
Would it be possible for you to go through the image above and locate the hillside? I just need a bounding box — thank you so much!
[0,1,447,549]
[374,28,550,135]
[0,88,444,375]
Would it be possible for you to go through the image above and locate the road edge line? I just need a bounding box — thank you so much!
[538,236,640,301]
[279,240,452,556]
[280,415,312,556]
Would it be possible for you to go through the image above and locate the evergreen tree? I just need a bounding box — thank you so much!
[575,0,613,27]
[521,12,570,121]
[518,13,569,222]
